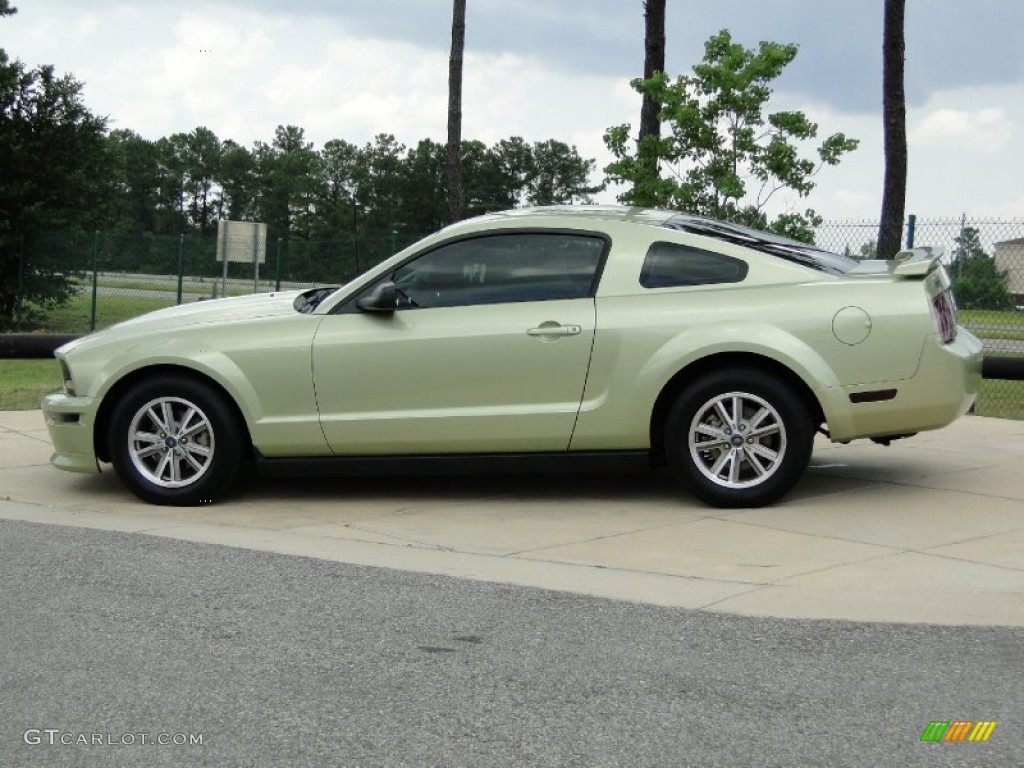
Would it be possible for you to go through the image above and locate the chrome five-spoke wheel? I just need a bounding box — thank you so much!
[689,392,786,489]
[128,397,215,488]
[109,375,245,505]
[666,367,814,508]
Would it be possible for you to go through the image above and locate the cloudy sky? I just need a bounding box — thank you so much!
[6,0,1024,220]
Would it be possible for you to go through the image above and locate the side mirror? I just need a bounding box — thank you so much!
[356,281,398,312]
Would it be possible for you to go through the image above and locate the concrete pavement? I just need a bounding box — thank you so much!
[1,409,1022,626]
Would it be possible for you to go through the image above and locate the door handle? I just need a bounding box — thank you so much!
[526,323,582,337]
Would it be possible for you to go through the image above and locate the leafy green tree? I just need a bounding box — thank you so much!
[256,125,321,238]
[490,136,535,206]
[153,133,190,232]
[857,241,878,261]
[105,129,164,233]
[0,19,112,329]
[359,133,406,234]
[461,139,512,216]
[949,227,1014,311]
[313,138,366,238]
[604,29,858,241]
[219,139,258,222]
[179,126,223,235]
[528,140,603,205]
[395,139,445,234]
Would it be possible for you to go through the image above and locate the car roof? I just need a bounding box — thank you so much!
[436,204,855,276]
[447,205,677,231]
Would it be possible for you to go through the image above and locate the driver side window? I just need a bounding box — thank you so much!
[391,232,605,309]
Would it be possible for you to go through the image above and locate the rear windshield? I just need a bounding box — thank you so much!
[663,215,857,276]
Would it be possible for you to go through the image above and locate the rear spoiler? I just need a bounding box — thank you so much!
[847,247,945,278]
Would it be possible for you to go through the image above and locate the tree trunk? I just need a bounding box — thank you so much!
[446,0,466,224]
[637,0,666,181]
[877,0,907,259]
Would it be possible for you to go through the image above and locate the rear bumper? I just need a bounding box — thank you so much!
[41,391,100,474]
[821,329,984,442]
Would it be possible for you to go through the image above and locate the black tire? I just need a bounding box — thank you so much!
[108,375,245,506]
[664,367,814,508]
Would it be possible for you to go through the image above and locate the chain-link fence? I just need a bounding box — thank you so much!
[817,216,1024,418]
[5,217,1023,418]
[5,229,420,334]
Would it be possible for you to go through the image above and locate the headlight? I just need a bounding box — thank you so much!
[58,358,76,395]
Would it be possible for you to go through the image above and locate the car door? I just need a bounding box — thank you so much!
[312,231,607,455]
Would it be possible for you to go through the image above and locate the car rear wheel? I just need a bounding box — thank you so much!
[665,368,814,508]
[108,375,245,505]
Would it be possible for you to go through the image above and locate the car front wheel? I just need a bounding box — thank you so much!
[108,376,245,505]
[665,368,814,508]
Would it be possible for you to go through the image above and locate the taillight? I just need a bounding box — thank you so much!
[931,289,957,344]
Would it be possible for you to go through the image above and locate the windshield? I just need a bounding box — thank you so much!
[663,214,858,276]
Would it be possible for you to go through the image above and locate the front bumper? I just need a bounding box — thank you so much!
[820,328,984,442]
[41,391,100,473]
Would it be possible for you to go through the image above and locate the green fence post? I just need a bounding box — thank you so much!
[906,214,916,249]
[15,233,25,331]
[176,234,185,305]
[275,238,283,292]
[90,230,99,332]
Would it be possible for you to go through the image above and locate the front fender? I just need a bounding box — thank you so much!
[92,341,266,424]
[82,317,327,456]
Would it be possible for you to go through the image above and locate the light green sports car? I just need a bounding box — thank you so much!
[42,206,983,508]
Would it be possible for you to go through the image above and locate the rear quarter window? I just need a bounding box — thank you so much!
[640,242,748,288]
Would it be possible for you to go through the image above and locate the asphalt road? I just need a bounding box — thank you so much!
[1,519,1020,768]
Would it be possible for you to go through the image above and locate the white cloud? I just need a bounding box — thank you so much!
[973,195,1024,219]
[912,107,1013,153]
[58,4,638,160]
[8,1,1024,221]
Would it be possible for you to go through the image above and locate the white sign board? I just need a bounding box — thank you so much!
[217,220,267,264]
[216,220,268,294]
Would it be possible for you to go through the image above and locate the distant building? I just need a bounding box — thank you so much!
[993,238,1024,307]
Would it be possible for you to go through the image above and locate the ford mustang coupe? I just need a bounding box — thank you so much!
[42,206,983,507]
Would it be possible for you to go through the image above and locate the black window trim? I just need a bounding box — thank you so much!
[662,214,857,276]
[638,240,749,289]
[333,227,612,314]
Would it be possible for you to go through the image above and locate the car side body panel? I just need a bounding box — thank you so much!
[312,299,597,454]
[571,308,839,451]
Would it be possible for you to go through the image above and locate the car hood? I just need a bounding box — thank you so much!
[58,290,308,356]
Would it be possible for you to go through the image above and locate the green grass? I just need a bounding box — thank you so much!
[29,293,177,333]
[974,378,1024,420]
[958,309,1024,341]
[28,281,274,333]
[0,359,62,410]
[971,328,1024,342]
[72,276,256,297]
[959,309,1022,325]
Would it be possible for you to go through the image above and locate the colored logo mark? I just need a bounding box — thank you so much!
[920,720,997,742]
